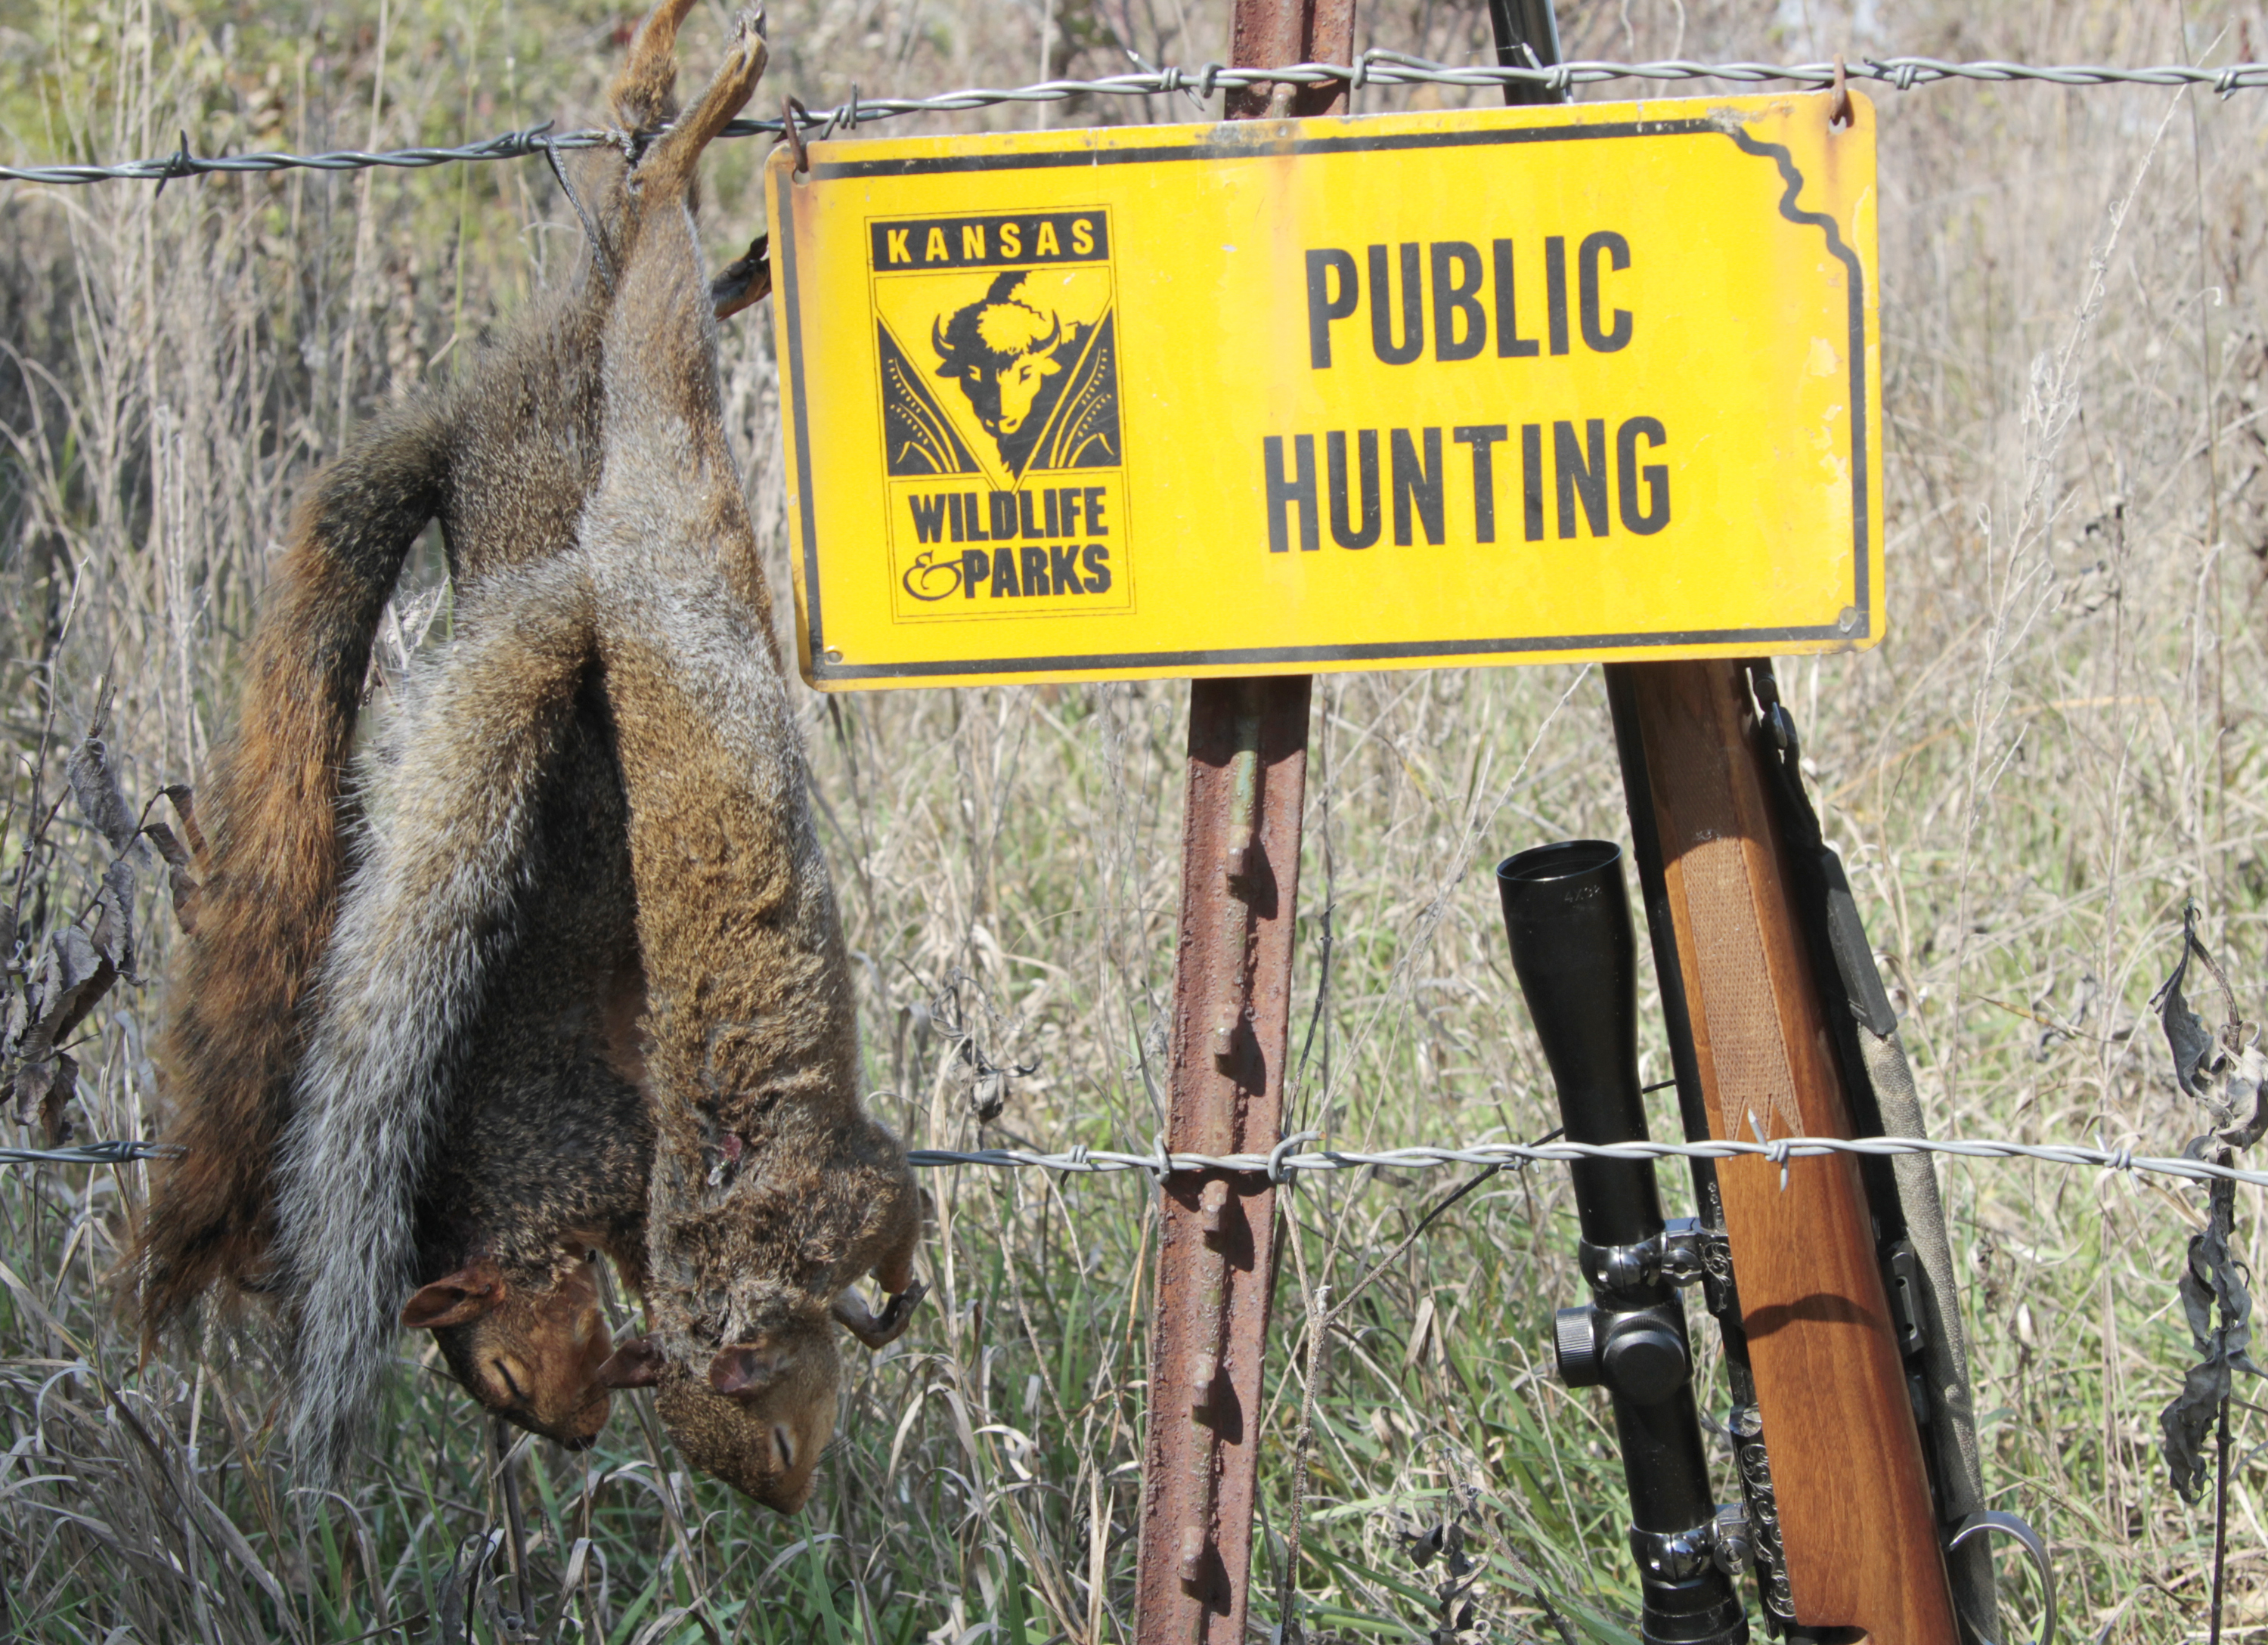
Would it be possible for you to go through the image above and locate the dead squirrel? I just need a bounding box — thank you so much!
[139,0,768,1450]
[573,8,921,1511]
[373,678,650,1450]
[136,0,699,1332]
[274,11,921,1504]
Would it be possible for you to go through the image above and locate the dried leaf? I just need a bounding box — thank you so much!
[165,866,200,934]
[141,821,202,933]
[2154,912,2262,1502]
[65,733,142,860]
[2153,928,2221,1106]
[2153,906,2250,1126]
[2161,1247,2256,1502]
[93,857,138,985]
[38,1052,76,1145]
[10,926,118,1131]
[27,926,113,1046]
[160,783,206,862]
[141,821,190,869]
[2161,1354,2228,1504]
[2156,1179,2262,1501]
[2219,1045,2267,1151]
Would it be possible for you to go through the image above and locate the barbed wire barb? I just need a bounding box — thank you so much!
[7,54,2268,189]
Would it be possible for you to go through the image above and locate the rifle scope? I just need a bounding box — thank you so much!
[1498,840,1748,1645]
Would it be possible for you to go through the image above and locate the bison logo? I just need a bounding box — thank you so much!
[876,265,1120,483]
[934,273,1091,457]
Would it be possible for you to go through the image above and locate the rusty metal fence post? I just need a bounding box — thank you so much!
[1134,677,1311,1640]
[1132,14,1349,1639]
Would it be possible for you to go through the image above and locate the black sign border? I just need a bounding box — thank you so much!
[776,113,1873,684]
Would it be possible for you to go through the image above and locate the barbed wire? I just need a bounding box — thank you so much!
[907,1130,2268,1189]
[6,52,2266,189]
[16,1131,2253,1188]
[2,1138,182,1167]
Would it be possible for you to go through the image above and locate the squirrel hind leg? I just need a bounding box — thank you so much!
[634,13,767,201]
[607,0,700,132]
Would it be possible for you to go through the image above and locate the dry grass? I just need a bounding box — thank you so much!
[4,0,2268,1639]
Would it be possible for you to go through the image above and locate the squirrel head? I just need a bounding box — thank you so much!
[404,1253,616,1449]
[629,1315,841,1513]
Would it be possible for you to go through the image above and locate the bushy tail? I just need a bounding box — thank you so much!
[136,401,450,1336]
[272,562,596,1479]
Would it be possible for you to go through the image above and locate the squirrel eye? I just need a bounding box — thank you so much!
[773,1424,795,1470]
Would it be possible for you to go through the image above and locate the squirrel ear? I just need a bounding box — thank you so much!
[707,1340,783,1399]
[401,1266,507,1330]
[593,1337,665,1389]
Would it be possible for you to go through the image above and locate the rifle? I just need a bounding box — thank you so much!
[1498,658,2054,1643]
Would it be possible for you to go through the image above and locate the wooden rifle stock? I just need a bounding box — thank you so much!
[1613,658,1959,1644]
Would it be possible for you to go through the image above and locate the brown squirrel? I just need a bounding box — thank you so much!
[134,0,709,1334]
[380,681,652,1450]
[136,0,782,1449]
[574,12,923,1510]
[271,557,657,1466]
[273,11,923,1507]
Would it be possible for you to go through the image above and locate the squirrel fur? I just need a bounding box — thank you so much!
[141,0,775,1452]
[273,11,922,1505]
[135,0,711,1334]
[376,674,652,1450]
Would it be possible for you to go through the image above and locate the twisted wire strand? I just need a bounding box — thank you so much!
[907,1132,2268,1189]
[8,1129,2250,1179]
[13,1132,2252,1188]
[1,1139,184,1167]
[8,54,2268,187]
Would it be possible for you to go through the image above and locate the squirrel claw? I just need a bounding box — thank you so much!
[710,234,771,320]
[832,1278,927,1349]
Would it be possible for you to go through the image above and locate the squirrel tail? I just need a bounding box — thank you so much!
[135,401,449,1340]
[273,561,597,1478]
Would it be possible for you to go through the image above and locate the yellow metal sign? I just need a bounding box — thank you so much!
[766,92,1879,689]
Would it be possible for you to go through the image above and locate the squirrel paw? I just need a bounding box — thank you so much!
[831,1279,928,1349]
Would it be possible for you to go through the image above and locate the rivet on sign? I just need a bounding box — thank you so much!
[1836,606,1860,634]
[1829,54,1853,129]
[824,646,844,662]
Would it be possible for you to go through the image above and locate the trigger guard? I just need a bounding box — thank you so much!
[1948,1509,2057,1645]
